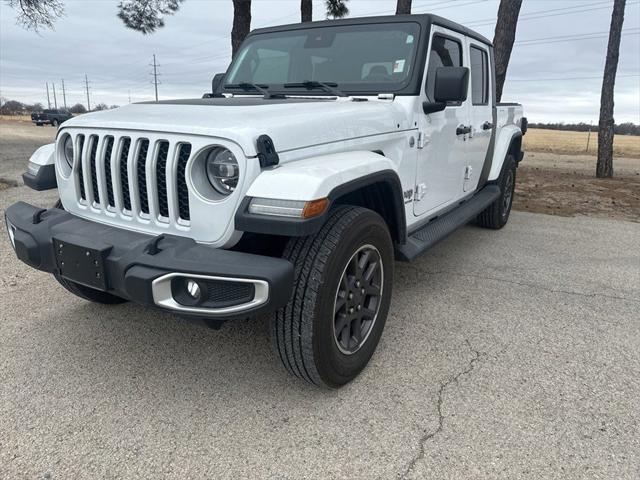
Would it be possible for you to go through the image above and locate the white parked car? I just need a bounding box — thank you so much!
[6,14,526,388]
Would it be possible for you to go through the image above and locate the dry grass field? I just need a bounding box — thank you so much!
[523,128,640,158]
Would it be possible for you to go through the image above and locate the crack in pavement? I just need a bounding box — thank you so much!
[399,265,640,304]
[398,340,482,480]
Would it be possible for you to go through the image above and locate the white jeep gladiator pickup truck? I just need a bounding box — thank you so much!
[6,14,526,388]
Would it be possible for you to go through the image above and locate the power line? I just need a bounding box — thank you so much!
[467,1,639,27]
[510,73,640,82]
[515,29,640,46]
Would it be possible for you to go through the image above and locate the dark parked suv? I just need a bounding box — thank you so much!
[31,109,73,127]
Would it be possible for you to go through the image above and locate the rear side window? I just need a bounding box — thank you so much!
[470,46,489,105]
[425,35,463,102]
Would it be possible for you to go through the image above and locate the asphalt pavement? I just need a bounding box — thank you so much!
[1,181,638,479]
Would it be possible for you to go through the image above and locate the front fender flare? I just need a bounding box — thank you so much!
[235,151,405,239]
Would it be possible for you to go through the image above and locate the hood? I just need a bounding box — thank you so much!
[62,97,412,157]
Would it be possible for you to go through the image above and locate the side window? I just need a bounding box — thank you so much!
[425,35,463,102]
[470,46,489,105]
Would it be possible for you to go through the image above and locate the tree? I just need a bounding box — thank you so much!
[69,103,87,114]
[301,0,312,22]
[93,103,109,111]
[395,0,411,15]
[5,0,64,31]
[325,0,348,19]
[597,0,626,178]
[117,0,184,34]
[492,0,522,102]
[0,100,25,115]
[231,0,251,58]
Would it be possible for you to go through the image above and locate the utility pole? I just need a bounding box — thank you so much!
[52,82,58,109]
[46,82,51,109]
[84,74,91,111]
[150,54,160,102]
[61,79,68,109]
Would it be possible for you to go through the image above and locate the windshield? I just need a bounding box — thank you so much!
[224,22,421,95]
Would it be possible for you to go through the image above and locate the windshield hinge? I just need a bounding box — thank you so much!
[377,93,395,101]
[417,131,426,149]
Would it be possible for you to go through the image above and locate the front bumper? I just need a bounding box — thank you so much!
[5,201,294,319]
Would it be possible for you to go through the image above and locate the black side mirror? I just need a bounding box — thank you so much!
[212,73,225,94]
[423,66,470,114]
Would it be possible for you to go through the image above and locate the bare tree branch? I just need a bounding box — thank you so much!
[6,0,65,31]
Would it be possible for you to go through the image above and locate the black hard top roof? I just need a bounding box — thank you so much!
[251,13,492,47]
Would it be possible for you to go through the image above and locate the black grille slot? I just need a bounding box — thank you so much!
[176,144,191,221]
[77,134,86,200]
[156,141,170,217]
[119,138,132,211]
[136,139,150,214]
[89,135,99,204]
[103,136,115,208]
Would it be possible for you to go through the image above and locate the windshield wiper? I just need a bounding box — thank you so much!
[283,81,347,97]
[223,82,283,99]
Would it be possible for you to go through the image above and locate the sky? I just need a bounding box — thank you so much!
[1,0,639,123]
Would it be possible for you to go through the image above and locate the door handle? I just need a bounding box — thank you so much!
[482,121,493,130]
[456,125,471,135]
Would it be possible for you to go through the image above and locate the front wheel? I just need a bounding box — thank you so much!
[271,206,394,388]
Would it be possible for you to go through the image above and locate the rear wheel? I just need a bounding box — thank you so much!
[51,119,59,127]
[477,154,516,229]
[52,199,127,305]
[271,206,394,388]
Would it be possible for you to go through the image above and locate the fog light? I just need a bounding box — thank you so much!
[5,218,16,249]
[186,279,201,300]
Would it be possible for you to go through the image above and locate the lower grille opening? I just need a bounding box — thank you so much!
[171,277,255,309]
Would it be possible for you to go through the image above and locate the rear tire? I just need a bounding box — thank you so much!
[52,198,127,305]
[477,154,516,229]
[51,119,59,127]
[271,206,394,388]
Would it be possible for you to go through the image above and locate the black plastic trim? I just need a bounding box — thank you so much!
[5,201,294,319]
[22,164,57,191]
[234,170,406,242]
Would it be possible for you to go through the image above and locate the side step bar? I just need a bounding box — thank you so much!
[395,185,501,262]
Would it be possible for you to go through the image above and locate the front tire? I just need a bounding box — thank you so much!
[477,154,516,229]
[272,206,394,388]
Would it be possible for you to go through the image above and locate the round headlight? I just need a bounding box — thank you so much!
[63,135,74,168]
[205,148,239,195]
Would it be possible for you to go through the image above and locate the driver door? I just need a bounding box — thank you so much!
[414,27,470,217]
